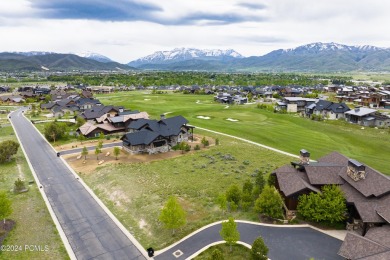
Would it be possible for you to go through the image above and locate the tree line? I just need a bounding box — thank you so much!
[46,72,354,87]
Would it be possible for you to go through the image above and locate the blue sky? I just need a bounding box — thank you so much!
[0,0,389,63]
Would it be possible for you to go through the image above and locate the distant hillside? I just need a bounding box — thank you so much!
[129,42,390,72]
[0,53,134,72]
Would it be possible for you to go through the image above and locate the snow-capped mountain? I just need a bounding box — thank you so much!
[129,48,243,67]
[73,52,113,63]
[280,42,384,54]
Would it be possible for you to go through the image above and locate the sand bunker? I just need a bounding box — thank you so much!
[197,116,211,119]
[144,99,151,101]
[226,118,239,122]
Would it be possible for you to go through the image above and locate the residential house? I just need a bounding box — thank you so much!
[305,100,350,120]
[76,122,125,138]
[122,115,194,154]
[276,97,317,113]
[76,98,102,111]
[0,95,24,104]
[79,105,120,122]
[345,108,378,126]
[272,150,390,259]
[0,86,10,92]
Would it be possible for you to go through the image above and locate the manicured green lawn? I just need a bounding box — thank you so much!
[80,130,292,249]
[0,126,69,260]
[194,243,251,260]
[96,91,390,174]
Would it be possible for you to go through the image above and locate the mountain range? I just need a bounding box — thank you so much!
[0,52,132,72]
[129,43,390,72]
[2,42,390,72]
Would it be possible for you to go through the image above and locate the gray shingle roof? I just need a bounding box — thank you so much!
[128,116,189,137]
[338,232,389,259]
[122,130,161,146]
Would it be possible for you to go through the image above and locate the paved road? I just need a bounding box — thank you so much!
[59,142,122,155]
[10,109,147,260]
[155,222,343,260]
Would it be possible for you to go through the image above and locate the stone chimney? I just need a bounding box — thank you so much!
[160,114,166,120]
[347,159,366,181]
[299,149,310,165]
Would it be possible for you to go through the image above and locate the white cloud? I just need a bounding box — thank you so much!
[0,0,389,63]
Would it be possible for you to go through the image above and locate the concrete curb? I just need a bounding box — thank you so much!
[186,241,251,260]
[8,109,77,260]
[24,110,149,259]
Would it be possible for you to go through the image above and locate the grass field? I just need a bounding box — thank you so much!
[79,130,292,249]
[0,126,68,260]
[96,91,390,175]
[194,243,251,260]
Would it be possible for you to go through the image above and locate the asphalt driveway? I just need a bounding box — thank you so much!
[155,222,343,260]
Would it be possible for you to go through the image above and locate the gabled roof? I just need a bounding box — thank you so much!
[77,122,124,135]
[127,115,189,137]
[338,233,389,260]
[339,166,390,198]
[81,105,118,120]
[314,100,333,111]
[305,164,345,185]
[274,166,320,197]
[328,102,350,113]
[121,130,162,146]
[76,98,101,106]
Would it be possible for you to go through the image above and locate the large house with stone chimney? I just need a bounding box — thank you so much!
[272,150,390,259]
[121,115,194,154]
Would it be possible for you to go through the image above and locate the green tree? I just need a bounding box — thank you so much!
[81,146,88,160]
[241,192,253,212]
[14,178,26,193]
[99,132,105,140]
[0,140,19,163]
[215,138,220,146]
[297,185,346,223]
[44,122,65,142]
[219,217,240,252]
[0,191,12,224]
[97,140,103,149]
[267,173,276,187]
[210,248,224,260]
[201,136,209,147]
[76,116,86,127]
[95,147,101,160]
[159,196,186,235]
[251,237,268,260]
[226,185,241,209]
[255,172,266,194]
[216,193,227,214]
[254,186,284,219]
[243,179,253,194]
[113,147,121,160]
[78,134,86,144]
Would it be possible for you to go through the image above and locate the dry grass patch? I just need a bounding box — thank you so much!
[72,130,291,250]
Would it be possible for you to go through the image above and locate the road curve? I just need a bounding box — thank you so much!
[9,108,147,260]
[154,221,343,260]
